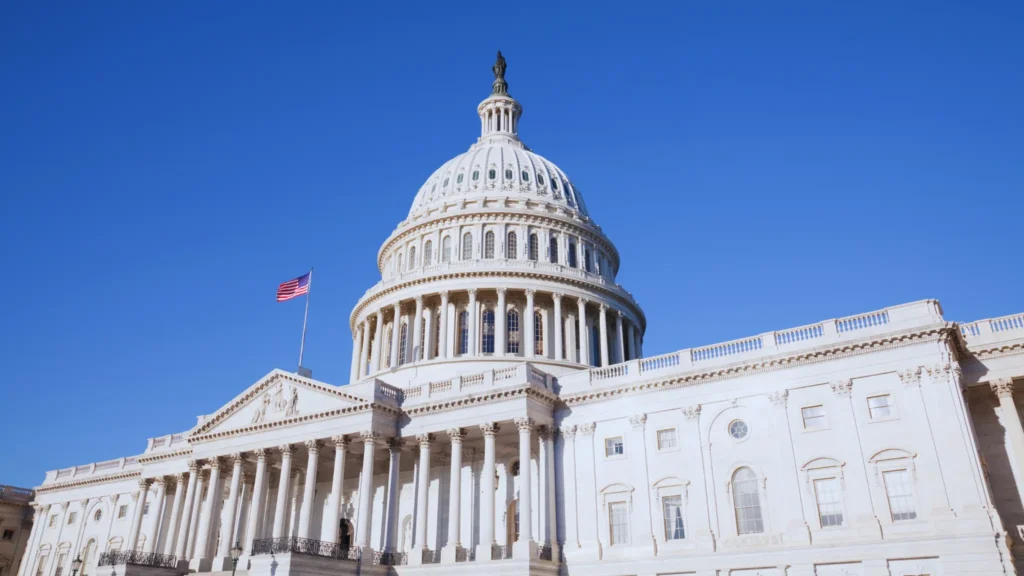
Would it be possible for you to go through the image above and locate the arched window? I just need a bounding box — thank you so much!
[397,253,404,274]
[408,247,416,270]
[484,231,495,259]
[81,539,96,576]
[506,232,517,259]
[507,309,520,354]
[400,516,413,552]
[135,534,145,553]
[105,538,122,553]
[423,240,433,266]
[507,500,520,547]
[459,311,469,355]
[384,327,393,367]
[584,248,592,272]
[534,312,543,355]
[433,310,441,359]
[568,241,578,268]
[549,236,559,264]
[482,309,495,354]
[442,237,452,263]
[399,323,408,365]
[462,233,473,260]
[529,234,539,261]
[35,546,51,576]
[732,467,764,535]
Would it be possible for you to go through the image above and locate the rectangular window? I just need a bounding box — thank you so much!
[54,553,67,576]
[604,436,624,457]
[48,515,57,528]
[608,501,629,545]
[1,529,13,541]
[868,395,893,419]
[801,405,827,429]
[662,495,685,540]
[118,505,128,519]
[142,503,150,516]
[67,512,77,525]
[813,477,844,527]
[883,469,917,522]
[35,556,48,576]
[657,428,678,450]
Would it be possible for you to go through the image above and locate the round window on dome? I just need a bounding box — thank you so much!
[443,178,449,188]
[94,509,102,522]
[472,170,479,181]
[457,173,464,184]
[488,169,496,180]
[552,179,559,191]
[537,174,545,185]
[505,169,513,180]
[522,171,530,182]
[728,420,749,440]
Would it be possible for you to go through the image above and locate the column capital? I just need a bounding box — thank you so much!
[138,479,152,490]
[416,433,435,446]
[173,472,186,484]
[559,425,577,439]
[375,309,384,320]
[578,422,597,436]
[208,457,223,469]
[617,309,624,318]
[153,477,166,487]
[496,287,507,297]
[392,302,401,312]
[628,413,647,429]
[767,390,788,408]
[830,379,853,397]
[439,290,450,300]
[682,405,701,422]
[552,292,563,302]
[578,297,589,308]
[599,303,609,313]
[992,378,1016,398]
[525,288,536,298]
[188,459,200,472]
[514,417,535,431]
[467,288,477,298]
[537,426,554,441]
[360,430,382,443]
[254,447,267,461]
[386,437,404,452]
[414,294,424,305]
[230,452,244,465]
[279,444,294,456]
[304,440,321,454]
[447,428,466,441]
[480,422,500,437]
[898,367,923,387]
[332,435,349,449]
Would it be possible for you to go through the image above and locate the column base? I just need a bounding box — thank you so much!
[210,556,240,572]
[512,539,537,560]
[474,544,493,562]
[440,544,461,564]
[187,558,212,573]
[407,547,428,565]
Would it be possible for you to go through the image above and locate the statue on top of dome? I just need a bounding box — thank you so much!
[491,51,509,96]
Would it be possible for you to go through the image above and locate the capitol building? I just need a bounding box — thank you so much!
[16,55,1024,576]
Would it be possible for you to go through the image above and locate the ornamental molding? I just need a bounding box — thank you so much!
[562,326,950,408]
[628,414,647,429]
[402,384,557,418]
[991,378,1015,399]
[578,423,597,436]
[137,448,193,465]
[830,380,853,397]
[35,471,141,495]
[965,340,1024,361]
[682,405,701,421]
[189,402,398,444]
[559,425,577,439]
[767,390,788,407]
[898,367,923,387]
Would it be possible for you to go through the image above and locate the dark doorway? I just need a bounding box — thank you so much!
[338,519,353,550]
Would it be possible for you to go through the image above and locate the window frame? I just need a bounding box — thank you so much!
[656,428,679,452]
[484,231,495,259]
[866,394,899,422]
[882,468,918,523]
[604,436,625,459]
[730,466,765,535]
[607,500,630,546]
[812,476,844,529]
[800,404,830,431]
[506,231,517,259]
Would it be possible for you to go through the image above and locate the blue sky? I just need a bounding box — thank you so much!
[1,1,1020,487]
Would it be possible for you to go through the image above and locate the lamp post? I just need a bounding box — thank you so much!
[229,541,243,576]
[70,555,83,576]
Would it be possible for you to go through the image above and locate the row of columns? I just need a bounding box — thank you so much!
[350,289,644,381]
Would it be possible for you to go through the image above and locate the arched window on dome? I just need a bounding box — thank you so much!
[423,241,433,266]
[433,310,441,359]
[505,169,513,180]
[458,311,469,355]
[488,169,496,180]
[568,240,578,268]
[397,253,404,274]
[534,312,543,355]
[484,231,495,259]
[507,309,520,354]
[549,236,559,264]
[537,173,545,186]
[506,232,517,259]
[522,170,530,182]
[529,234,539,261]
[481,309,495,354]
[462,233,473,260]
[399,322,408,365]
[732,467,764,535]
[566,185,577,208]
[442,237,452,263]
[408,247,416,271]
[584,247,592,273]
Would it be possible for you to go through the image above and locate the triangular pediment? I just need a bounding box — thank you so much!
[190,369,369,439]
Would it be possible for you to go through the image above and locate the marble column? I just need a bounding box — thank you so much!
[412,296,424,362]
[185,471,206,560]
[575,424,600,560]
[626,323,636,361]
[192,458,221,569]
[577,298,589,366]
[390,303,402,368]
[441,429,465,562]
[439,291,450,359]
[127,479,151,553]
[244,449,268,552]
[271,446,293,539]
[468,289,478,356]
[991,379,1024,499]
[410,434,434,564]
[513,418,535,558]
[297,441,319,538]
[475,423,499,562]
[423,306,434,361]
[349,325,361,383]
[215,454,244,565]
[287,470,303,538]
[143,478,166,553]
[369,311,384,372]
[559,427,579,554]
[382,439,402,552]
[355,431,379,552]
[321,436,348,544]
[614,312,625,364]
[525,289,536,358]
[495,288,507,356]
[539,427,559,560]
[553,293,564,361]
[598,304,610,367]
[359,319,371,378]
[162,474,187,556]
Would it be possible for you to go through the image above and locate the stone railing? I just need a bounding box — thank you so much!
[250,537,356,561]
[0,485,33,504]
[49,456,139,484]
[97,551,177,569]
[491,544,511,560]
[373,551,407,566]
[564,300,946,390]
[146,431,190,453]
[960,312,1024,347]
[399,363,550,404]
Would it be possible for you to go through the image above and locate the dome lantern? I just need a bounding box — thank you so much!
[478,51,522,144]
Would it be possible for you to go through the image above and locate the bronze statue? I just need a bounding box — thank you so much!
[493,51,506,80]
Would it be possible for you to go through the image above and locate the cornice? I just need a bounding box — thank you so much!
[137,448,193,465]
[351,268,645,331]
[562,325,951,408]
[402,384,558,417]
[189,403,399,444]
[963,339,1024,362]
[35,471,140,495]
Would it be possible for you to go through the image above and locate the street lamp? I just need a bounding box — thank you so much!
[70,555,83,576]
[229,541,243,576]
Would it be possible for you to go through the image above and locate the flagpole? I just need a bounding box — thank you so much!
[298,267,313,371]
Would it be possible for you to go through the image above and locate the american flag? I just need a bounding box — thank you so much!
[277,272,310,302]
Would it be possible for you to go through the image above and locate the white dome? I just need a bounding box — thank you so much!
[408,139,589,219]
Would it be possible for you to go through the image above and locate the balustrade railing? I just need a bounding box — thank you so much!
[538,545,553,561]
[373,551,406,566]
[491,544,511,560]
[249,537,355,561]
[97,551,177,569]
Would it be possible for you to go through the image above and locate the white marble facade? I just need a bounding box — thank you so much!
[17,58,1024,576]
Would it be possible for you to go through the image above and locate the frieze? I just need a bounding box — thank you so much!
[190,402,397,444]
[35,471,141,495]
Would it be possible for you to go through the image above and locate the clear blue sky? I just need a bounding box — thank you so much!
[1,2,1020,487]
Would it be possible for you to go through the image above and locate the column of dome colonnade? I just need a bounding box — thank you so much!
[349,288,643,380]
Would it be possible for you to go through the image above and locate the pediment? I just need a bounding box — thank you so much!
[190,369,369,439]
